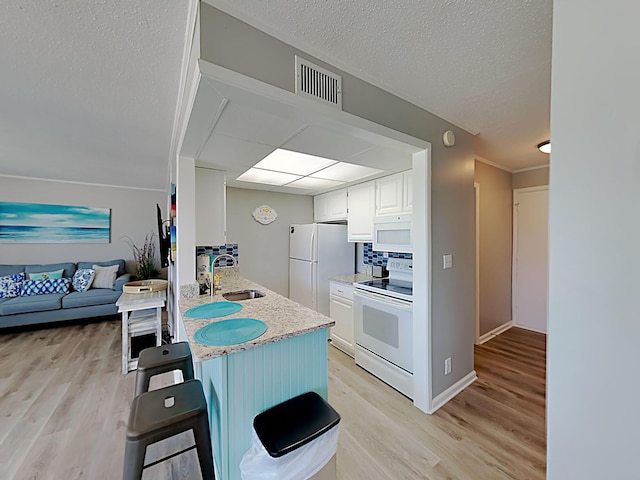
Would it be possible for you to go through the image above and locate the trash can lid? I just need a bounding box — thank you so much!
[253,391,341,458]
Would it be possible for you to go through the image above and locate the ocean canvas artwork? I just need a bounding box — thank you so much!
[0,202,111,243]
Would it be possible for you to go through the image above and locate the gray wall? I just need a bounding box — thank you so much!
[512,167,549,189]
[226,187,313,296]
[474,161,512,335]
[200,4,475,398]
[547,1,640,478]
[0,176,166,271]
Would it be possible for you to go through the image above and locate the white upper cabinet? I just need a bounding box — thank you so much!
[195,167,226,246]
[375,170,413,216]
[403,170,413,212]
[314,188,348,222]
[375,172,404,215]
[347,181,375,242]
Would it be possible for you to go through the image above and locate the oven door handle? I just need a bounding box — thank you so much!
[353,289,413,309]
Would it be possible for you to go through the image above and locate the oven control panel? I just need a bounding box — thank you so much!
[387,258,412,272]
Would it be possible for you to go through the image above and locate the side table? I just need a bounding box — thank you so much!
[117,290,166,374]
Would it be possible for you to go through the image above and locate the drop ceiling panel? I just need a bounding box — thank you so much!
[345,145,413,172]
[198,133,275,171]
[181,80,228,159]
[282,125,374,161]
[214,102,306,147]
[284,177,344,190]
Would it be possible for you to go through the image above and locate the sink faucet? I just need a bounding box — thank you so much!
[210,254,237,297]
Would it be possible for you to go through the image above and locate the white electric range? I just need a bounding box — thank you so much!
[353,258,413,398]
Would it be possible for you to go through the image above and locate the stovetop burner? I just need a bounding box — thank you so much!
[356,278,413,300]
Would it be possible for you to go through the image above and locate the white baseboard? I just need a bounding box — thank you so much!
[513,324,547,335]
[428,371,477,414]
[477,321,513,344]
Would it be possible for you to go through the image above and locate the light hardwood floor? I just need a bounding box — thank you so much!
[0,319,546,479]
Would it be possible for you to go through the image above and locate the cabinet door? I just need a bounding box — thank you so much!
[314,189,347,222]
[314,193,329,222]
[347,182,375,242]
[330,293,355,357]
[326,189,348,220]
[375,173,404,216]
[195,167,226,246]
[403,170,413,212]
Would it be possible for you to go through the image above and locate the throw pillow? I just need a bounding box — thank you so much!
[72,269,95,293]
[28,269,64,280]
[20,278,71,296]
[91,264,119,289]
[0,272,25,298]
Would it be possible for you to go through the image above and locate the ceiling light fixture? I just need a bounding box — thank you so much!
[236,168,301,186]
[235,149,384,191]
[311,162,382,182]
[254,149,337,175]
[538,140,551,154]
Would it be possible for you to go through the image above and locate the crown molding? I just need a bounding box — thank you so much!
[512,164,550,173]
[474,155,512,173]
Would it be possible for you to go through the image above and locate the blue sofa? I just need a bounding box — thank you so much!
[0,259,132,329]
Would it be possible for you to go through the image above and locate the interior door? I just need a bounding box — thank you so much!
[513,187,549,333]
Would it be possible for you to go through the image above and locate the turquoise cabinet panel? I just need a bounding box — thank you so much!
[197,328,329,480]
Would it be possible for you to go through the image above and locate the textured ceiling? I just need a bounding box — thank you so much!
[0,1,552,194]
[0,0,188,190]
[207,0,553,171]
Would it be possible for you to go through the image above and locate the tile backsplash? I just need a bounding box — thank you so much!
[363,243,412,266]
[196,244,239,266]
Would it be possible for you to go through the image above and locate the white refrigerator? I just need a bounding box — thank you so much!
[289,223,354,316]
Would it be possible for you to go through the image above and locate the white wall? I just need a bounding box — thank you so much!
[474,160,512,336]
[547,1,640,478]
[0,176,166,270]
[226,187,314,296]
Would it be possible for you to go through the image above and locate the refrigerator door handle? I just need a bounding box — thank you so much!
[309,228,316,261]
[311,262,318,308]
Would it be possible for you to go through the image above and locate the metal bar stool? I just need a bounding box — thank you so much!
[135,341,194,396]
[123,379,214,480]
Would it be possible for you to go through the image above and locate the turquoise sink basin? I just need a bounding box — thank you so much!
[194,318,268,346]
[184,301,243,319]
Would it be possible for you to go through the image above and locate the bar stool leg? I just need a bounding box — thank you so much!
[123,438,147,480]
[193,415,215,480]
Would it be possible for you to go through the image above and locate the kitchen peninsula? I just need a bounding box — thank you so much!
[178,270,334,480]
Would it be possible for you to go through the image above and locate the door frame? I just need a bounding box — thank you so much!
[474,182,480,345]
[512,185,549,332]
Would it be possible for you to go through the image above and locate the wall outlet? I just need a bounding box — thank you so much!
[445,357,452,375]
[443,254,453,269]
[383,252,389,258]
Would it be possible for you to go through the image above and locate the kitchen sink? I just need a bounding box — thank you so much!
[222,289,265,301]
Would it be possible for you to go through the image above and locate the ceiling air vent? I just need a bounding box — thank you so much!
[295,56,342,109]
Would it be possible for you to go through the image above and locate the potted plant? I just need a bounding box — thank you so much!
[125,233,161,280]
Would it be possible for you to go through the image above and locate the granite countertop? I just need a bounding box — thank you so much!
[329,273,374,285]
[179,273,334,361]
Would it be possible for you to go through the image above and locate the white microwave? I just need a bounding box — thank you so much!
[373,213,412,253]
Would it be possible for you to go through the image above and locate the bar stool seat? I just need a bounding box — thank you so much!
[135,341,194,396]
[123,379,214,480]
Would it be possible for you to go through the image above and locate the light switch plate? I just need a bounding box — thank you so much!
[443,254,453,269]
